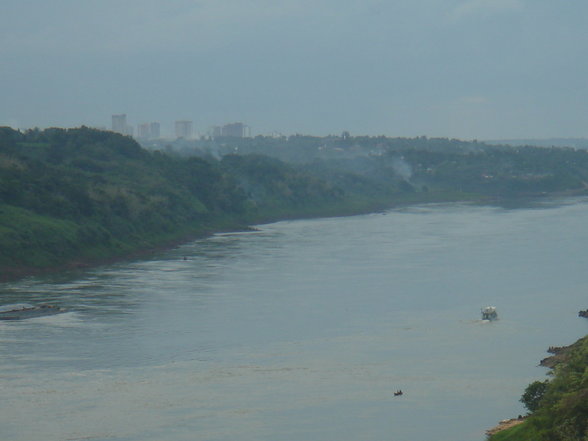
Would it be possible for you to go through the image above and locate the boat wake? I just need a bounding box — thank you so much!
[0,304,70,323]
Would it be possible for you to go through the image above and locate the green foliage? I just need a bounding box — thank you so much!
[400,146,588,197]
[490,336,588,441]
[155,134,588,200]
[220,154,347,220]
[531,337,588,440]
[520,380,549,412]
[0,127,382,275]
[3,126,588,278]
[0,204,81,267]
[0,127,252,272]
[489,421,539,441]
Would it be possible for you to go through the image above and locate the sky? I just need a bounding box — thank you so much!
[1,0,588,139]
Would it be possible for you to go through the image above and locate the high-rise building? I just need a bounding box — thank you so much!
[137,122,161,139]
[112,114,127,134]
[138,123,151,139]
[111,114,134,136]
[211,126,222,138]
[175,120,193,139]
[149,122,160,139]
[221,122,247,138]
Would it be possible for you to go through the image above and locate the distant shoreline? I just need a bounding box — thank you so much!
[2,191,585,284]
[0,222,254,284]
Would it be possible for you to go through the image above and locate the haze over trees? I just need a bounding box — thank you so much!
[3,126,588,279]
[149,132,588,198]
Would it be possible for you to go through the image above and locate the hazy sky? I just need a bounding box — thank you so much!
[2,0,588,139]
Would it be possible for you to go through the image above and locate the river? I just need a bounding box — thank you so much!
[1,198,588,441]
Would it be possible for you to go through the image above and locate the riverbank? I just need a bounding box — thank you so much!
[0,193,531,284]
[0,219,254,283]
[0,196,388,283]
[5,127,588,285]
[486,417,526,437]
[1,191,584,284]
[486,324,588,441]
[3,196,588,441]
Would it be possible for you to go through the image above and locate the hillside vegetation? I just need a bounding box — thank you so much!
[151,133,588,200]
[0,127,241,276]
[0,127,393,279]
[3,127,588,280]
[489,335,588,441]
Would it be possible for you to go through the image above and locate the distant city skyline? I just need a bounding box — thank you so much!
[6,114,588,144]
[109,114,251,139]
[2,1,588,140]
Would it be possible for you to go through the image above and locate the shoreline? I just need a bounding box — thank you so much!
[2,192,586,284]
[486,417,526,437]
[0,223,254,284]
[0,193,430,284]
[486,321,588,439]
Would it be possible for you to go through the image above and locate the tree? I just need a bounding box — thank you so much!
[520,380,549,413]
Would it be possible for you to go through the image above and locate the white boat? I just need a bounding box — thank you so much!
[481,306,498,321]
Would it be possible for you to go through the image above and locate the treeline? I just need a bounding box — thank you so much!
[0,127,236,273]
[2,126,588,279]
[151,133,588,199]
[0,127,390,278]
[489,334,588,441]
[146,133,488,162]
[400,146,588,196]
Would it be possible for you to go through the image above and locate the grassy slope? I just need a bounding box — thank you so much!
[0,204,82,267]
[489,422,539,441]
[489,335,588,441]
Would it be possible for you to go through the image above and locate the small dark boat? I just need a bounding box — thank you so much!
[0,304,65,321]
[394,390,403,396]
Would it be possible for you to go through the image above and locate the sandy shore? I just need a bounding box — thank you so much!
[485,417,526,437]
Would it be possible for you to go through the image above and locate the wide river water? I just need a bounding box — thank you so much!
[1,198,588,441]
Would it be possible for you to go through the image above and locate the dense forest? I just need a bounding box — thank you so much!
[489,333,588,441]
[3,126,588,280]
[148,133,588,198]
[0,127,391,279]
